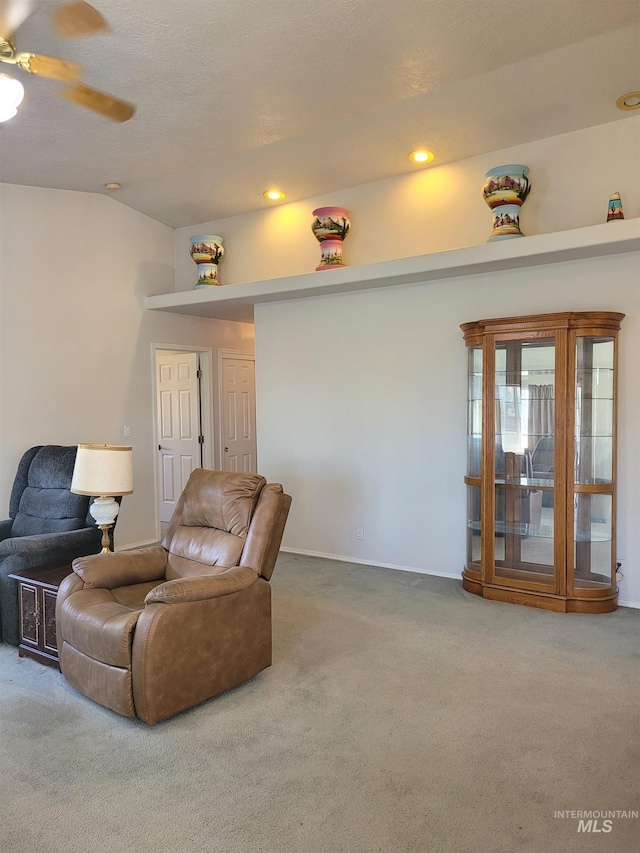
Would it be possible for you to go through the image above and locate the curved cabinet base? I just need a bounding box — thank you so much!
[462,572,617,613]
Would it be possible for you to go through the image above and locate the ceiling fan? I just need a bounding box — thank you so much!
[0,0,135,122]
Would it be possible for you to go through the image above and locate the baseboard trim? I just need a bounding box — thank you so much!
[281,548,640,610]
[280,547,460,580]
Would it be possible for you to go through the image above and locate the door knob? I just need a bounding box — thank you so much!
[224,447,229,452]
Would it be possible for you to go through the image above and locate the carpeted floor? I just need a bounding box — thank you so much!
[1,552,638,853]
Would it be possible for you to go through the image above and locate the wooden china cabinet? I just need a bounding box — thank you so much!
[461,311,623,613]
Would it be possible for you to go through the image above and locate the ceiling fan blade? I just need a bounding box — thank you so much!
[0,0,40,37]
[16,51,81,82]
[51,1,109,37]
[58,82,135,122]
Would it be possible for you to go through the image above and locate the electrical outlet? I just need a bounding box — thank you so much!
[123,425,132,437]
[616,559,624,581]
[356,526,364,540]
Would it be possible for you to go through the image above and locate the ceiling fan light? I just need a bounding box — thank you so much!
[0,74,24,121]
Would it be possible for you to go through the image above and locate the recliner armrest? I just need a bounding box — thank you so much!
[0,526,99,556]
[73,546,168,589]
[0,519,13,542]
[144,566,257,605]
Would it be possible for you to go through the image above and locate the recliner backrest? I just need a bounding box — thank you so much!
[162,469,267,580]
[10,445,92,537]
[531,436,554,474]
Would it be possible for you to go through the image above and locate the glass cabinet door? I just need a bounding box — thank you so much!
[573,336,615,590]
[492,336,557,587]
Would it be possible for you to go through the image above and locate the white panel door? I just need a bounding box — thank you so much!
[221,356,257,472]
[156,352,201,523]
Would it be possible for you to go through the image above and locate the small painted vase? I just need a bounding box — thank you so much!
[482,165,531,241]
[606,192,624,222]
[311,206,350,270]
[189,235,225,287]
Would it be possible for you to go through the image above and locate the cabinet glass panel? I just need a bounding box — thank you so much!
[466,485,481,568]
[574,494,613,588]
[494,339,555,488]
[575,337,615,484]
[494,485,554,583]
[467,346,482,477]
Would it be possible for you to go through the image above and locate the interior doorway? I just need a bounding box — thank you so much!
[152,344,213,529]
[218,350,257,473]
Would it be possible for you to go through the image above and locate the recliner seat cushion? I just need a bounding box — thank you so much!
[111,581,160,609]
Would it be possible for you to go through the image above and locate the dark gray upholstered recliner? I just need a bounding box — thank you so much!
[0,445,111,646]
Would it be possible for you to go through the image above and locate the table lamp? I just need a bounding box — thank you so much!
[71,443,133,552]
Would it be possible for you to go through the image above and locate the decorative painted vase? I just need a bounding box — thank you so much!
[189,235,225,287]
[482,165,531,241]
[311,206,350,271]
[606,192,624,222]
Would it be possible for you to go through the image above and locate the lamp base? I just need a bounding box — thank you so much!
[89,496,120,553]
[98,524,113,553]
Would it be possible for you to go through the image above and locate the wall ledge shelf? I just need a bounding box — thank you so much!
[146,219,640,323]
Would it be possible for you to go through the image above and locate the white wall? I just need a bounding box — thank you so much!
[0,185,254,548]
[171,118,640,606]
[254,254,640,609]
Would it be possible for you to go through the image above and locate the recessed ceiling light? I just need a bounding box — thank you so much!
[616,92,640,110]
[409,150,435,164]
[264,189,285,201]
[104,182,121,190]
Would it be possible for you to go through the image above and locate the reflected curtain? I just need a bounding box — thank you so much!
[528,384,554,449]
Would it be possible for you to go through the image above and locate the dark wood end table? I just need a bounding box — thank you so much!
[8,564,73,669]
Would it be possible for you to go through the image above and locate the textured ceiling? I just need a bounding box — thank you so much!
[0,0,639,227]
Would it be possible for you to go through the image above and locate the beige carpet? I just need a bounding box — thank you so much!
[1,553,638,853]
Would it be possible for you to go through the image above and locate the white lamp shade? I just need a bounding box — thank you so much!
[71,444,133,496]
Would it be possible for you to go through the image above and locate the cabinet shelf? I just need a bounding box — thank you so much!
[146,219,640,322]
[467,520,611,543]
[495,477,554,489]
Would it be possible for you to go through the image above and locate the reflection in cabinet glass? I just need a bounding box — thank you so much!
[461,311,623,613]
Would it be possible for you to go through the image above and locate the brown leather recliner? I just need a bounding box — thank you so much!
[56,470,291,724]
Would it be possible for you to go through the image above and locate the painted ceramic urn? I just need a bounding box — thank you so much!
[311,206,350,271]
[606,192,624,222]
[189,235,225,287]
[482,165,531,241]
